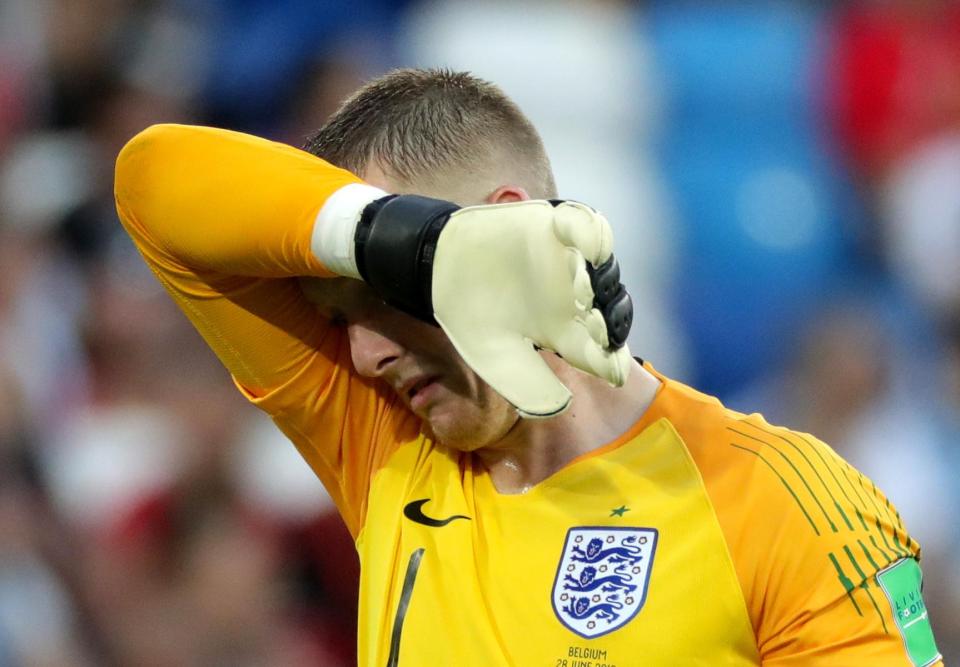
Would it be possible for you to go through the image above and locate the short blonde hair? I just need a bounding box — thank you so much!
[303,68,557,199]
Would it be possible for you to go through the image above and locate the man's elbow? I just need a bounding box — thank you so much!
[114,123,185,210]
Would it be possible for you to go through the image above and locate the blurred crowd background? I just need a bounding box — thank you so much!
[1,0,958,664]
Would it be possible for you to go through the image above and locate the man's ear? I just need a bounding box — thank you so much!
[485,185,531,205]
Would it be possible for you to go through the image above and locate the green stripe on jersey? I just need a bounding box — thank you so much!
[876,558,941,666]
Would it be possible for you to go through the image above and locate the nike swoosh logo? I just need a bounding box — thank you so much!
[403,499,471,527]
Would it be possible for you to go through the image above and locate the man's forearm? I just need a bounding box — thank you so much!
[112,124,363,399]
[114,123,363,278]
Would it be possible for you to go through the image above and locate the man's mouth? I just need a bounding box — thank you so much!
[400,375,442,411]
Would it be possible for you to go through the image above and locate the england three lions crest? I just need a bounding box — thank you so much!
[551,526,658,639]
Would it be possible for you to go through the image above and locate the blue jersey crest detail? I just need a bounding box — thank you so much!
[551,526,658,639]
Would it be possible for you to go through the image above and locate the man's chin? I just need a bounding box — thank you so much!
[423,420,488,452]
[420,406,483,451]
[422,407,517,452]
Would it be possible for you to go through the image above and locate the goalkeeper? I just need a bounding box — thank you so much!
[115,69,941,666]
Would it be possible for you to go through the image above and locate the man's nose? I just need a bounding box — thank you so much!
[347,322,404,378]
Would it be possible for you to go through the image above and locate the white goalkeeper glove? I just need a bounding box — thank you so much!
[312,185,633,418]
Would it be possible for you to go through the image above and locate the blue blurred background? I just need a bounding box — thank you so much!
[1,0,958,664]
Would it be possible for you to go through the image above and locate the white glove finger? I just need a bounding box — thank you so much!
[553,203,613,266]
[582,308,609,348]
[599,345,633,387]
[580,341,632,387]
[568,250,595,312]
[553,321,632,387]
[503,348,573,418]
[437,320,572,418]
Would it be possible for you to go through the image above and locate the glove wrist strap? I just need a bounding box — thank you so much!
[356,194,459,324]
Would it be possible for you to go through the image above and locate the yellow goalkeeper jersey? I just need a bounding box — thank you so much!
[115,124,942,666]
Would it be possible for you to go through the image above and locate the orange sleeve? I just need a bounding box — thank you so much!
[651,371,943,665]
[723,417,928,664]
[703,412,939,664]
[114,124,420,537]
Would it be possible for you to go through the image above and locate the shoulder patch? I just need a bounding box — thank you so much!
[876,558,941,667]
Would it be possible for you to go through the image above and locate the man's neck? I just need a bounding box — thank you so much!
[475,359,661,494]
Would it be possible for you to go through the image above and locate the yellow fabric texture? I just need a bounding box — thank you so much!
[358,418,759,666]
[115,124,937,666]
